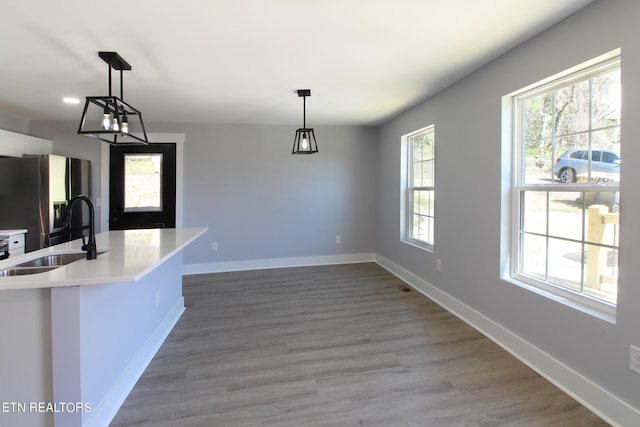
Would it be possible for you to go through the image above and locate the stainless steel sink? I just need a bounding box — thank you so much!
[0,251,106,277]
[0,266,60,277]
[15,252,105,268]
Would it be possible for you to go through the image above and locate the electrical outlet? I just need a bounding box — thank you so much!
[155,290,160,308]
[211,242,218,251]
[630,345,640,374]
[436,259,442,272]
[335,235,341,244]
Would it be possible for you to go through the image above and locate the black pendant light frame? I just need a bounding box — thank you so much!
[78,51,149,145]
[292,89,318,154]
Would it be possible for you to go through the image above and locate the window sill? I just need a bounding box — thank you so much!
[401,238,433,253]
[502,275,616,324]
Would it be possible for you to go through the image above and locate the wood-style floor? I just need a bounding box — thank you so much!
[110,263,607,426]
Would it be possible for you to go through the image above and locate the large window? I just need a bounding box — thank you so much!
[402,126,435,250]
[510,53,621,312]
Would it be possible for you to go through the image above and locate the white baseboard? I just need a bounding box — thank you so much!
[84,298,186,427]
[375,254,640,427]
[182,253,376,275]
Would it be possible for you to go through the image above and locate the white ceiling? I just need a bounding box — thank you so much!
[1,0,593,126]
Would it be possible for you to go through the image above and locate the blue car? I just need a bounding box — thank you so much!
[554,149,620,183]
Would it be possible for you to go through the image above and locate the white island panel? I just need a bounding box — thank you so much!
[0,288,52,427]
[52,254,185,427]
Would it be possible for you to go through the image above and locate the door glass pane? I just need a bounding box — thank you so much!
[124,154,162,212]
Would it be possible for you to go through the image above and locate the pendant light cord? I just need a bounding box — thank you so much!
[106,62,126,101]
[107,63,112,97]
[302,95,306,128]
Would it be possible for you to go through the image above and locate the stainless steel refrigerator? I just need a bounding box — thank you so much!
[0,154,91,252]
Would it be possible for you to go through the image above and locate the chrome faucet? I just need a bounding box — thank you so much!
[65,195,97,260]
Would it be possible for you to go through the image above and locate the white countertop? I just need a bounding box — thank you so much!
[0,229,27,236]
[0,227,207,291]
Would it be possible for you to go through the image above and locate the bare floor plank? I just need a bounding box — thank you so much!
[110,263,608,426]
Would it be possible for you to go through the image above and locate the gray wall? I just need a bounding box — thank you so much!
[179,123,378,264]
[376,0,639,413]
[0,112,29,134]
[27,121,378,265]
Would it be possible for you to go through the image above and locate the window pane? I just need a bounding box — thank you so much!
[523,93,554,142]
[591,130,621,182]
[556,80,591,136]
[413,160,422,187]
[584,245,617,304]
[411,132,434,159]
[413,160,428,187]
[124,154,162,212]
[414,159,433,187]
[411,189,434,244]
[591,68,621,130]
[412,215,434,244]
[585,197,619,246]
[412,190,420,216]
[521,233,546,280]
[411,132,434,188]
[547,238,582,292]
[553,134,590,183]
[413,190,434,218]
[522,191,547,235]
[524,138,555,184]
[548,191,582,241]
[592,128,621,150]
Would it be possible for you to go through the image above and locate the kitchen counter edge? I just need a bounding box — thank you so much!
[0,227,207,291]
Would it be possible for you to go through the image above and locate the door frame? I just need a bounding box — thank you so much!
[100,133,185,232]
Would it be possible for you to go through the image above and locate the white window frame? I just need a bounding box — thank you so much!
[504,51,621,321]
[401,125,435,251]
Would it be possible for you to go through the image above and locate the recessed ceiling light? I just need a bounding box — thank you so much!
[63,97,80,104]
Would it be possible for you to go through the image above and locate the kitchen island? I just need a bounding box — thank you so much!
[0,227,207,427]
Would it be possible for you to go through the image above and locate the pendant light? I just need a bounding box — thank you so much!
[292,89,318,154]
[77,51,149,145]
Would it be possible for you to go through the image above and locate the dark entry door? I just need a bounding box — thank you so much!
[109,143,176,230]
